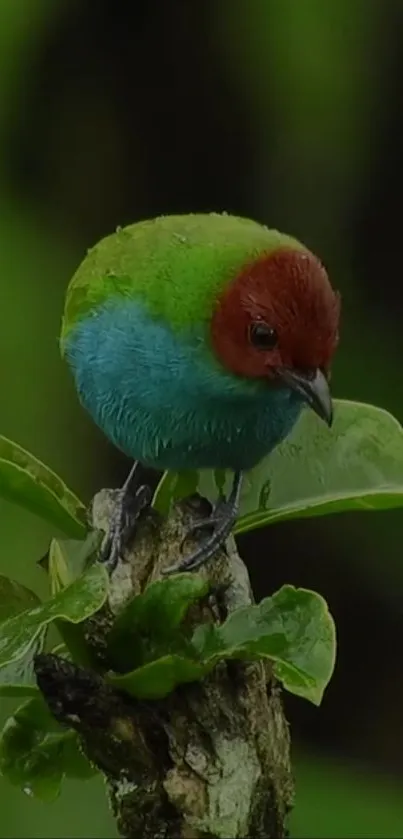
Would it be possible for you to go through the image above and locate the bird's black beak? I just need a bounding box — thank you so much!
[278,367,333,427]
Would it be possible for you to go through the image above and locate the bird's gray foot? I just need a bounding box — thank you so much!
[163,470,243,574]
[99,462,152,573]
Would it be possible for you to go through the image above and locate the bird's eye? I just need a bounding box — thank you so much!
[249,322,278,350]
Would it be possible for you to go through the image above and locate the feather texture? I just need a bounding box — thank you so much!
[65,299,303,471]
[60,213,303,352]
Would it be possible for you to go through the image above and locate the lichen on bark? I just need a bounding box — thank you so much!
[35,488,294,838]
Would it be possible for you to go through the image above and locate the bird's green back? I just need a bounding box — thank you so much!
[60,213,303,352]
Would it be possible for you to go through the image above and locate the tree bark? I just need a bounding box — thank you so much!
[35,489,294,838]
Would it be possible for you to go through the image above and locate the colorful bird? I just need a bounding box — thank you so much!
[60,213,340,573]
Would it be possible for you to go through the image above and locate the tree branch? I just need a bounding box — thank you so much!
[35,489,294,838]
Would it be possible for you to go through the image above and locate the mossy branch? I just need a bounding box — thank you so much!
[35,489,294,838]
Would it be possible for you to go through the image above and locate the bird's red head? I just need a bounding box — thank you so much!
[211,247,341,425]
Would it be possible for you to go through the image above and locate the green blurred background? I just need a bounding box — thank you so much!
[1,0,403,835]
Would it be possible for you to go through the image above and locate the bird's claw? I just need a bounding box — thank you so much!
[162,513,235,574]
[162,474,243,575]
[99,469,152,573]
[181,495,229,541]
[133,483,153,516]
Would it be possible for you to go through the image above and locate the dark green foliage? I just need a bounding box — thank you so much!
[108,580,335,705]
[0,696,95,801]
[0,397,401,799]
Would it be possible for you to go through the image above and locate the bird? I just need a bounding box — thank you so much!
[60,213,340,574]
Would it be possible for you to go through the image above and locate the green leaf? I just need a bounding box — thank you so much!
[152,471,199,516]
[109,585,334,706]
[47,538,71,593]
[154,400,403,534]
[107,573,209,672]
[0,576,44,697]
[0,646,43,698]
[1,643,72,698]
[0,564,108,671]
[62,735,96,779]
[0,575,41,623]
[37,536,104,669]
[0,434,87,538]
[108,654,205,699]
[152,469,228,516]
[0,696,95,800]
[42,531,103,594]
[192,585,336,705]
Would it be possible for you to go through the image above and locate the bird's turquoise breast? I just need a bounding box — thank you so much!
[64,301,303,471]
